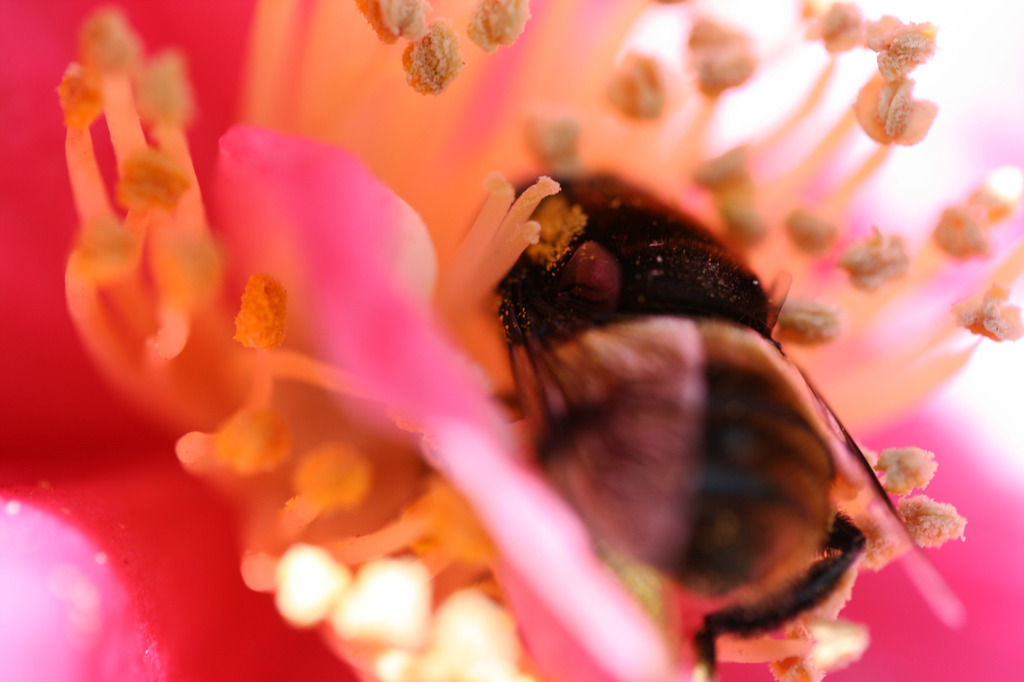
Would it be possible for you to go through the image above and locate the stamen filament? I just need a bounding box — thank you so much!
[334,516,429,565]
[175,430,217,471]
[243,0,304,127]
[245,350,276,410]
[437,176,557,320]
[820,144,893,218]
[420,548,455,577]
[100,74,148,166]
[439,173,516,301]
[145,303,190,362]
[153,124,208,233]
[106,271,158,338]
[65,128,114,224]
[755,58,838,153]
[826,343,976,430]
[673,97,717,175]
[988,230,1024,287]
[270,348,371,399]
[718,634,812,664]
[835,245,945,333]
[64,268,137,386]
[764,109,857,200]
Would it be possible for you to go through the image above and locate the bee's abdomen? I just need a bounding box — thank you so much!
[671,338,835,596]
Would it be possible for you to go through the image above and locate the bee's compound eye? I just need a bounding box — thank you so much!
[559,240,622,310]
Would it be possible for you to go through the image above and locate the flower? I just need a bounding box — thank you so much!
[3,1,1024,682]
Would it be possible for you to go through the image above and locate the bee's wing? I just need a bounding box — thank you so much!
[797,368,966,628]
[510,317,708,572]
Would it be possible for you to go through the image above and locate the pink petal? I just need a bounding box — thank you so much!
[0,498,145,681]
[216,125,675,682]
[2,450,355,682]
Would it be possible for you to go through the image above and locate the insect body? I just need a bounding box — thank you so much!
[498,176,868,676]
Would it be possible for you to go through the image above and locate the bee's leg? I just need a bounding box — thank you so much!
[693,514,865,680]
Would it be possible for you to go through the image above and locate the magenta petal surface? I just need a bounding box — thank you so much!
[216,125,674,681]
[0,499,145,682]
[2,450,356,682]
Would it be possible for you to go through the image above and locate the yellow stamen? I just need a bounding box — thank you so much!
[356,0,429,44]
[78,7,141,73]
[606,53,667,120]
[692,146,751,191]
[876,447,937,495]
[525,109,581,174]
[468,0,532,53]
[807,620,870,672]
[784,209,837,256]
[74,9,149,164]
[854,508,908,571]
[403,20,463,95]
[70,216,143,284]
[815,3,864,54]
[292,442,374,512]
[718,196,768,246]
[213,407,292,475]
[775,298,841,345]
[933,206,987,258]
[897,496,967,547]
[150,226,223,310]
[526,195,587,268]
[837,227,909,291]
[768,653,819,682]
[688,17,757,98]
[137,51,195,126]
[853,76,937,146]
[57,64,103,129]
[234,274,288,351]
[275,544,352,628]
[865,16,937,82]
[116,148,192,212]
[405,479,496,566]
[951,283,1023,342]
[436,175,558,320]
[809,562,859,622]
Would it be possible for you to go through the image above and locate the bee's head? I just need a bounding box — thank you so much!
[498,175,775,346]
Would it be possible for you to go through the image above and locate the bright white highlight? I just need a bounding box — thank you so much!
[417,589,522,681]
[984,166,1024,207]
[330,558,432,649]
[274,544,351,627]
[374,649,416,682]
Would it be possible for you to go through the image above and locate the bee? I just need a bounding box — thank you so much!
[497,175,940,677]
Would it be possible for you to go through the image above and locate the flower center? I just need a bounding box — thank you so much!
[58,4,1024,682]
